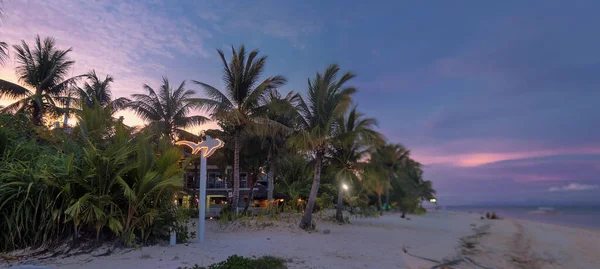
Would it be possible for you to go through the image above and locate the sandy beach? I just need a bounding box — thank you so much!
[4,211,600,269]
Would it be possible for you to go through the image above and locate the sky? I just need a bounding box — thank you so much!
[1,0,599,206]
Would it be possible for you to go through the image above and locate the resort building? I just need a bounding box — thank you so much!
[176,158,271,217]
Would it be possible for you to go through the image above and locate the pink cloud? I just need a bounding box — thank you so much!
[0,0,214,127]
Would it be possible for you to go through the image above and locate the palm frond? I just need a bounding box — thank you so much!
[0,41,8,66]
[0,79,30,99]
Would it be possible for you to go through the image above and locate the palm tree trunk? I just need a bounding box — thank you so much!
[335,182,344,223]
[231,133,240,215]
[300,152,323,230]
[377,193,383,216]
[63,94,71,127]
[32,101,42,126]
[267,160,275,203]
[384,174,391,212]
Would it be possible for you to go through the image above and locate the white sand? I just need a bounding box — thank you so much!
[4,211,600,269]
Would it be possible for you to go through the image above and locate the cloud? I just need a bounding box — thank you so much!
[1,0,212,95]
[0,0,214,126]
[195,1,321,49]
[548,183,599,192]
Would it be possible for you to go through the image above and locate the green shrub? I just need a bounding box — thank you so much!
[315,192,334,211]
[178,255,287,269]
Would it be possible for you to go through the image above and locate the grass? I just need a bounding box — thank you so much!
[178,255,287,269]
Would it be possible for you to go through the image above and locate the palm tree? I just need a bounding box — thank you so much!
[62,70,130,127]
[0,36,81,125]
[193,45,286,213]
[76,70,130,110]
[362,162,389,215]
[330,107,384,222]
[127,77,208,141]
[371,143,410,211]
[289,64,356,230]
[262,89,301,202]
[398,159,433,218]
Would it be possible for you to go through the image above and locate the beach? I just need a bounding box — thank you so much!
[4,211,600,269]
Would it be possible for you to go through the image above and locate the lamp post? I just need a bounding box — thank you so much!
[176,136,224,243]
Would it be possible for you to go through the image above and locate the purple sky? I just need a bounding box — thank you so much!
[1,0,599,205]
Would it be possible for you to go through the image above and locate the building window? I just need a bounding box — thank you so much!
[187,174,195,189]
[208,172,223,189]
[240,172,248,188]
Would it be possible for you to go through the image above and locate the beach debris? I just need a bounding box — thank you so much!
[140,254,152,259]
[323,229,331,234]
[266,237,271,240]
[172,256,180,260]
[401,246,495,269]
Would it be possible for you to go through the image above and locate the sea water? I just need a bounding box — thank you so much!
[447,205,600,229]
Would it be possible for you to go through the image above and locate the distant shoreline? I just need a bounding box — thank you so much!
[446,205,600,230]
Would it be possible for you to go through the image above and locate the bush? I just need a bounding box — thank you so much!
[0,112,185,251]
[316,192,334,211]
[179,255,286,269]
[412,207,427,215]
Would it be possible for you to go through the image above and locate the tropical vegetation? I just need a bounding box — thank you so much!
[0,33,436,252]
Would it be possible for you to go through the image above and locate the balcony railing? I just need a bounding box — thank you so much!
[185,173,249,189]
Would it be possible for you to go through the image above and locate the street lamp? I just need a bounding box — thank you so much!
[342,183,349,191]
[430,198,437,203]
[176,136,224,244]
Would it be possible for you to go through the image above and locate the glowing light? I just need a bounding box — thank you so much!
[175,136,224,157]
[279,199,284,202]
[209,217,213,220]
[430,198,437,203]
[342,184,349,190]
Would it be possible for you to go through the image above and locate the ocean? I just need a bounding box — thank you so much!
[446,205,600,229]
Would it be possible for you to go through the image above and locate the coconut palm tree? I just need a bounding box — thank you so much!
[362,162,389,215]
[262,89,301,202]
[0,36,81,125]
[76,70,130,110]
[289,64,356,230]
[60,70,130,127]
[193,45,287,213]
[127,77,208,141]
[330,106,384,222]
[371,143,410,211]
[398,160,433,218]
